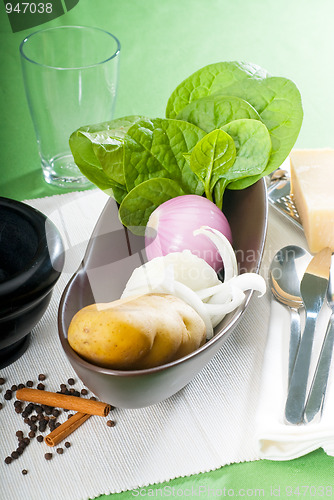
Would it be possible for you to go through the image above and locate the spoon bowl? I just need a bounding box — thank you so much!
[269,245,311,382]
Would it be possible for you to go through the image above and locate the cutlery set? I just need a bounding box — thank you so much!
[268,172,334,425]
[284,247,333,424]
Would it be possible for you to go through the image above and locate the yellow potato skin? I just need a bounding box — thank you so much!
[68,293,206,370]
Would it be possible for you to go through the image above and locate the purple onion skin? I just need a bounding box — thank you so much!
[145,195,232,272]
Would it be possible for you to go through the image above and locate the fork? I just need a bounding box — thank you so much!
[303,255,334,423]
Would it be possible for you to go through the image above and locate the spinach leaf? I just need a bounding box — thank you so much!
[166,62,303,190]
[119,178,185,235]
[166,61,269,118]
[69,115,143,190]
[176,95,261,133]
[217,77,303,188]
[213,118,271,207]
[123,117,206,195]
[189,129,236,201]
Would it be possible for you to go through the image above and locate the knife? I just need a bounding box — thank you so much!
[285,247,332,425]
[303,254,334,423]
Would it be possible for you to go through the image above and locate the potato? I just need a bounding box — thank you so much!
[68,293,206,370]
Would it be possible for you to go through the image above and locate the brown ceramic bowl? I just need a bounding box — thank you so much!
[58,179,267,408]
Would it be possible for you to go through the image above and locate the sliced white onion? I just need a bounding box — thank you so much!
[209,287,246,328]
[193,226,238,281]
[196,282,230,301]
[172,281,214,339]
[204,286,245,315]
[122,249,220,299]
[230,273,266,296]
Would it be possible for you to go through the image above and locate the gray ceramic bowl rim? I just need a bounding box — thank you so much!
[58,179,268,378]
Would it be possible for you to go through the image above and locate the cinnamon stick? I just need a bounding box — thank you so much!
[16,388,111,417]
[44,412,91,447]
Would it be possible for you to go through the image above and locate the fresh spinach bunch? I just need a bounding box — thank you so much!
[69,61,303,232]
[167,61,303,190]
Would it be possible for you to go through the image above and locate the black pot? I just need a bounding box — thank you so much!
[0,197,64,368]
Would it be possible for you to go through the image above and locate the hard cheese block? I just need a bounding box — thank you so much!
[290,149,334,253]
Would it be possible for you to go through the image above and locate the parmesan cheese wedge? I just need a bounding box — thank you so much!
[290,149,334,253]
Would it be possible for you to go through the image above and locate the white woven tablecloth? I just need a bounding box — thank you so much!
[0,188,333,500]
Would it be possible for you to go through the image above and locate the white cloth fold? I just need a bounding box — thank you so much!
[255,297,334,460]
[0,189,333,500]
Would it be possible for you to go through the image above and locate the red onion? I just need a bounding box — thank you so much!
[145,195,232,272]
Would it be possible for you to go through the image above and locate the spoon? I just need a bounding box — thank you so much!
[269,245,312,383]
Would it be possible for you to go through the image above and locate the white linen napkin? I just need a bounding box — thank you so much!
[255,299,334,460]
[0,188,333,500]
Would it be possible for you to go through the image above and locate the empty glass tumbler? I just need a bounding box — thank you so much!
[20,26,120,188]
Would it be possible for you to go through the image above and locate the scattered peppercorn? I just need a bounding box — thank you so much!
[107,420,115,427]
[43,405,53,415]
[4,391,12,400]
[2,374,97,469]
[25,403,34,415]
[48,420,56,432]
[38,421,47,432]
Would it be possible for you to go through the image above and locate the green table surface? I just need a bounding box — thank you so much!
[1,0,334,497]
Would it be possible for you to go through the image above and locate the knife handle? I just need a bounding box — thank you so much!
[303,313,334,423]
[285,314,317,424]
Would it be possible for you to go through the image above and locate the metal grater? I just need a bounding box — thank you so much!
[267,170,302,229]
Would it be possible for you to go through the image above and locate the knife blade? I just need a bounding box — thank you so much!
[303,254,334,423]
[285,247,332,425]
